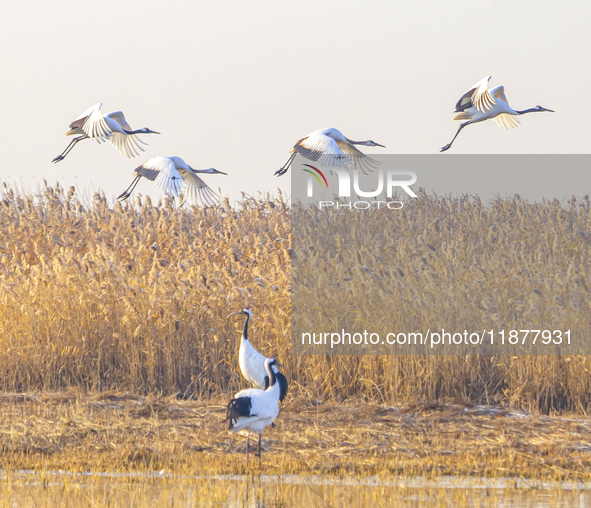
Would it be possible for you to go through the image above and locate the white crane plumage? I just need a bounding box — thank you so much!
[117,156,226,207]
[52,103,159,163]
[228,308,288,402]
[440,76,554,152]
[275,128,385,176]
[225,358,281,464]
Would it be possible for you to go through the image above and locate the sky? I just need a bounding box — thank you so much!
[1,1,589,205]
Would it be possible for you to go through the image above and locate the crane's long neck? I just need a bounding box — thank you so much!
[514,108,539,115]
[346,138,372,146]
[242,313,250,341]
[264,363,277,388]
[122,128,148,135]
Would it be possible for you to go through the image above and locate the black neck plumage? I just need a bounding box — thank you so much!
[266,366,276,387]
[242,313,250,341]
[515,108,538,115]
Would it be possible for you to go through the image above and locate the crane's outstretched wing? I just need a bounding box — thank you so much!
[454,76,496,113]
[335,141,379,175]
[489,85,520,129]
[292,133,353,169]
[176,169,220,207]
[105,111,147,158]
[76,103,112,141]
[134,157,186,198]
[494,114,521,130]
[491,85,509,104]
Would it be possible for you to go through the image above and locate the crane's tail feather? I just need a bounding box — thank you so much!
[225,397,252,430]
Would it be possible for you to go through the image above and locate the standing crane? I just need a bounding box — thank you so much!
[225,358,281,464]
[275,128,385,176]
[440,76,554,152]
[52,103,159,163]
[228,308,288,403]
[117,156,226,207]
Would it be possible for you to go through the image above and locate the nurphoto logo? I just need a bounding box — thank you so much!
[302,164,418,210]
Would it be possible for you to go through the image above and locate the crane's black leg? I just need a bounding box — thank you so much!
[117,176,141,201]
[52,135,88,163]
[274,153,296,176]
[258,433,262,465]
[440,122,471,152]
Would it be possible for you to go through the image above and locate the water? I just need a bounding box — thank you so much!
[1,470,589,507]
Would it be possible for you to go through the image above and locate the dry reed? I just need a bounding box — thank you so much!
[0,183,590,413]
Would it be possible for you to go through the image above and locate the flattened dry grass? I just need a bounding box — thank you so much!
[0,392,590,480]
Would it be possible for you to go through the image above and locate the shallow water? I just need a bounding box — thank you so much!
[1,470,589,507]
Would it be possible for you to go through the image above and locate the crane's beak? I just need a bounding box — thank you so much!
[227,311,241,318]
[374,142,386,148]
[274,360,284,368]
[544,108,555,113]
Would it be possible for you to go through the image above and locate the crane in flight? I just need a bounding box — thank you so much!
[275,128,385,176]
[52,103,159,163]
[117,156,226,207]
[440,76,554,152]
[225,358,281,464]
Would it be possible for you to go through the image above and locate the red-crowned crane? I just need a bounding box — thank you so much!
[440,76,554,152]
[52,103,159,163]
[275,127,385,176]
[117,156,226,207]
[225,358,281,464]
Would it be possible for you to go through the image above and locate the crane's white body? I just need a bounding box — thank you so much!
[229,382,280,435]
[275,127,385,176]
[118,155,225,206]
[239,337,273,389]
[234,309,282,389]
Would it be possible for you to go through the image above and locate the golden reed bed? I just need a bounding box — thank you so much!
[0,183,590,414]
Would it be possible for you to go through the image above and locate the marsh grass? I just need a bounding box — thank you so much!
[0,184,590,413]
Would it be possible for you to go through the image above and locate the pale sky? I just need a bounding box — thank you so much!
[1,1,589,204]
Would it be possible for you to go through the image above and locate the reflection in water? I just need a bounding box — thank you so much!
[0,470,589,507]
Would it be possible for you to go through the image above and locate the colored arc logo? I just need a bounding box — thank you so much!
[301,164,328,188]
